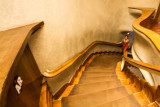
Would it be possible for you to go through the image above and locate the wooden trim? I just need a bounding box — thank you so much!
[39,83,48,107]
[116,61,160,106]
[130,7,160,51]
[43,41,121,77]
[40,82,53,107]
[123,51,160,75]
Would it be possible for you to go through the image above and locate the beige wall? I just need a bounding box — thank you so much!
[0,0,158,73]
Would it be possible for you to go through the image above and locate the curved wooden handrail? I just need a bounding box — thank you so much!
[43,41,121,77]
[123,51,160,75]
[130,7,160,51]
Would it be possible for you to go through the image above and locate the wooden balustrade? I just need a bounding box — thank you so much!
[116,61,160,107]
[130,7,160,51]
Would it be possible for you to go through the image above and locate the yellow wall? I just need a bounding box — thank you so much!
[0,0,158,73]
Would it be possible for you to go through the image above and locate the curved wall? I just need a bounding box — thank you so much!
[132,28,160,86]
[0,0,158,73]
[132,46,155,85]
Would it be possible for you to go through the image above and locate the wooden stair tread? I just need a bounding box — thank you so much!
[79,76,118,84]
[70,80,122,95]
[62,86,130,107]
[95,95,141,107]
[85,67,114,72]
[54,54,143,107]
[81,72,116,78]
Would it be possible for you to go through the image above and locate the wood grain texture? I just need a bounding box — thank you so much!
[151,4,160,35]
[123,51,160,103]
[39,82,50,107]
[0,21,44,106]
[130,7,160,51]
[5,45,42,107]
[43,41,121,77]
[116,61,159,107]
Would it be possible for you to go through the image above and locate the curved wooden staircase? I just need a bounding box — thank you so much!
[55,53,141,107]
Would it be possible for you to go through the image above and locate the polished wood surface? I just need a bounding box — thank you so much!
[116,61,159,107]
[6,45,43,107]
[130,7,160,51]
[60,53,141,107]
[151,21,160,35]
[151,4,160,35]
[40,83,48,107]
[42,50,160,107]
[40,82,53,107]
[43,41,121,77]
[0,22,44,106]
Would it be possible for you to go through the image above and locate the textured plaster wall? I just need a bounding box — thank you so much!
[0,0,158,73]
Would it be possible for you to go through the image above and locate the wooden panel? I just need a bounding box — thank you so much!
[0,22,44,106]
[6,45,42,107]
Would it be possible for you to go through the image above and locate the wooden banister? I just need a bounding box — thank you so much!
[116,61,160,106]
[123,51,160,76]
[122,51,160,104]
[42,41,121,77]
[130,7,160,51]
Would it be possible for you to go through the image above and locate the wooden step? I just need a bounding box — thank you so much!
[62,86,130,107]
[81,72,116,78]
[85,67,114,72]
[79,75,118,84]
[95,95,141,107]
[70,80,122,95]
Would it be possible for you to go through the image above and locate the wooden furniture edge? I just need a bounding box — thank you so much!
[130,7,160,51]
[43,41,121,77]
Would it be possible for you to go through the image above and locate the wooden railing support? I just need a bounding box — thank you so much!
[116,61,160,106]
